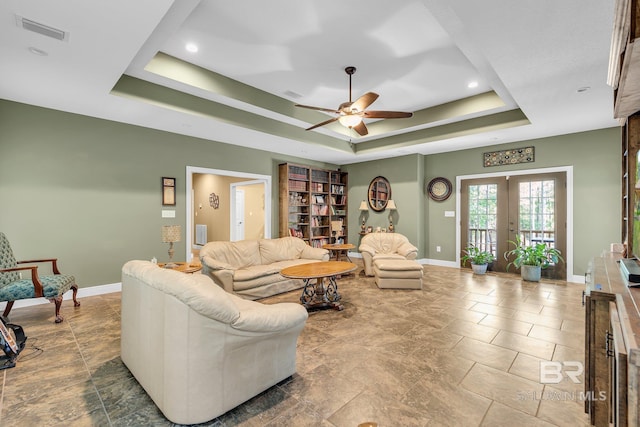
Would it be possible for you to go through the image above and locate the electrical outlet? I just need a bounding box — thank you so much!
[436,246,441,252]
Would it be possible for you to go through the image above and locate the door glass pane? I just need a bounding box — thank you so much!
[467,184,497,257]
[518,179,556,251]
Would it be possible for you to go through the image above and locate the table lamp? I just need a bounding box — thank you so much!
[387,199,397,232]
[359,200,369,232]
[161,225,181,268]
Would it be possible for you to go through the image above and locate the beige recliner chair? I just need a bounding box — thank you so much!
[121,260,308,425]
[359,233,419,276]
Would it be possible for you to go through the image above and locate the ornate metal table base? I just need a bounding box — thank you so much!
[300,275,343,311]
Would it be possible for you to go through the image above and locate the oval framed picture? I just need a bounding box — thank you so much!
[427,177,452,202]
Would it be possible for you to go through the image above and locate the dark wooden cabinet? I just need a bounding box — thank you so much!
[585,254,640,426]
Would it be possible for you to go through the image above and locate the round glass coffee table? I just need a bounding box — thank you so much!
[281,261,357,311]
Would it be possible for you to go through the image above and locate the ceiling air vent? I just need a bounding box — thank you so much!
[16,15,68,41]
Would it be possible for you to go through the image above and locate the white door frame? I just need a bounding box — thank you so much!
[455,165,574,282]
[186,166,271,260]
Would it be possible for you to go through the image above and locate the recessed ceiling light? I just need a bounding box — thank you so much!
[28,46,48,56]
[185,43,198,53]
[467,81,478,89]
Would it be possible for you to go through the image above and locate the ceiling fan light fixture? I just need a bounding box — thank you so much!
[338,114,362,128]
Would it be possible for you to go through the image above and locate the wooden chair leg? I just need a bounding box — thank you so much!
[71,285,80,307]
[3,301,14,318]
[52,295,63,323]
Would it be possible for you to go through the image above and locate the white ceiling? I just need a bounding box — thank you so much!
[0,0,620,165]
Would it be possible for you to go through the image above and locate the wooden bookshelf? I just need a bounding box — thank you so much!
[330,170,348,244]
[279,163,348,247]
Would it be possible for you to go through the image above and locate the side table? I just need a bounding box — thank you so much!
[322,243,355,262]
[158,262,202,274]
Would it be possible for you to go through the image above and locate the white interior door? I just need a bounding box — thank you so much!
[233,188,245,241]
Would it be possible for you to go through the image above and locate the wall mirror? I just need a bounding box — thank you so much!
[368,176,391,212]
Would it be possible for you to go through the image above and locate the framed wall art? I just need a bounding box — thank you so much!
[483,146,534,167]
[162,177,176,206]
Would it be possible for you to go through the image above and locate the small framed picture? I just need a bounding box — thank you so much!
[366,226,373,233]
[162,177,176,206]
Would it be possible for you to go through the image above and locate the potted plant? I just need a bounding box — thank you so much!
[503,236,564,281]
[461,245,495,275]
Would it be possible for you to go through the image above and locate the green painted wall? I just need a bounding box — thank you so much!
[0,100,335,287]
[342,155,426,253]
[423,128,620,276]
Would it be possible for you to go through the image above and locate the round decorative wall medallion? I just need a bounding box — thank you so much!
[209,192,220,209]
[427,177,452,201]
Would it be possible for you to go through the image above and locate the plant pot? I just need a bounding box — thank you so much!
[471,263,488,275]
[521,265,541,282]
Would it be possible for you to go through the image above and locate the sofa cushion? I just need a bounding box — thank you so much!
[232,273,290,292]
[372,253,406,262]
[201,240,261,269]
[259,237,304,264]
[373,259,423,272]
[234,264,281,282]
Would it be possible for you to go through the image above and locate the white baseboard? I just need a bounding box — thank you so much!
[0,282,122,311]
[420,258,459,268]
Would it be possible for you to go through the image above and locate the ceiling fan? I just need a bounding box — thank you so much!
[295,66,413,136]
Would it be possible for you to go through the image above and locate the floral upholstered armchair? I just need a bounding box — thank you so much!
[0,232,79,323]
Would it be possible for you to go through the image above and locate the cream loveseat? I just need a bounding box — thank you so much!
[359,232,419,276]
[121,260,308,425]
[199,236,329,299]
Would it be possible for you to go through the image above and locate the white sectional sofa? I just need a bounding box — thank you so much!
[120,260,308,425]
[199,236,329,299]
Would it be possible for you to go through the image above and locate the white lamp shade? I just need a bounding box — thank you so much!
[338,114,363,128]
[359,200,368,210]
[387,200,397,210]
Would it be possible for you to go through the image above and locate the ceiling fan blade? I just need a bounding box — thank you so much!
[363,110,413,119]
[353,121,368,136]
[295,104,341,114]
[351,92,379,112]
[305,117,339,131]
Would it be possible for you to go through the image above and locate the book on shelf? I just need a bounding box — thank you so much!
[310,238,330,248]
[288,228,304,238]
[311,205,329,215]
[331,184,344,194]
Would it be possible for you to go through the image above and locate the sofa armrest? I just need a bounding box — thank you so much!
[201,255,235,271]
[300,245,330,261]
[360,251,375,276]
[358,243,376,257]
[208,270,234,293]
[397,242,418,259]
[200,255,235,292]
[231,300,308,333]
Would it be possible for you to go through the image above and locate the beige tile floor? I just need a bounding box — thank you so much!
[0,262,590,426]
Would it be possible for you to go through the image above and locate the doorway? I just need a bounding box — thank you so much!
[457,167,572,280]
[186,166,271,261]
